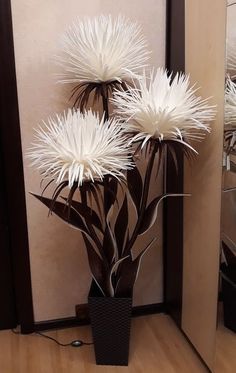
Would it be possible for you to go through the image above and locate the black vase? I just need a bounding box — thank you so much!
[88,281,132,366]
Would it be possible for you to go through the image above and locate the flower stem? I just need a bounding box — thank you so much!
[81,187,110,297]
[101,86,110,216]
[101,84,109,121]
[80,187,104,258]
[126,142,159,253]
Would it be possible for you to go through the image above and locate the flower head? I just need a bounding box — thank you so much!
[28,109,133,188]
[225,76,236,127]
[56,14,150,84]
[112,68,215,151]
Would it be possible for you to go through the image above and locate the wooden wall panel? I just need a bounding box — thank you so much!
[182,0,226,370]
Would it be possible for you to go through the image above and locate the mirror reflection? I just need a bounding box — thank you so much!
[218,1,236,368]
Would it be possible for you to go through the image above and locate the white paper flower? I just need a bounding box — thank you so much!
[56,14,150,84]
[112,68,215,150]
[28,109,133,187]
[225,76,236,127]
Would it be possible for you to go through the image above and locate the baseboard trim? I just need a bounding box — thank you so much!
[132,302,165,317]
[34,302,165,332]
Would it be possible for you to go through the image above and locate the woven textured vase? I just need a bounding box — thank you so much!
[88,281,132,366]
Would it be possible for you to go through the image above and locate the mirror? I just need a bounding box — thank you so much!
[217,1,236,370]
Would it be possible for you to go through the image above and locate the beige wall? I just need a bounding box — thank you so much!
[11,0,166,322]
[183,0,226,370]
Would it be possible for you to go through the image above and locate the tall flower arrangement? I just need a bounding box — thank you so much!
[225,18,236,170]
[225,76,236,127]
[28,15,215,299]
[224,77,236,170]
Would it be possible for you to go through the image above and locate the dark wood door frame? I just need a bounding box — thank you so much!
[0,0,34,334]
[164,0,185,326]
[0,151,18,330]
[0,0,184,333]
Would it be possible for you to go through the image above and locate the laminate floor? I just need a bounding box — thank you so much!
[0,313,234,373]
[214,303,236,373]
[0,314,206,373]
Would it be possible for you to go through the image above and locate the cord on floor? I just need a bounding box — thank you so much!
[11,329,93,348]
